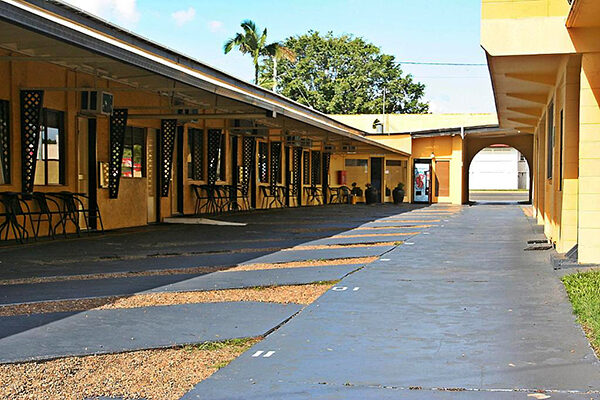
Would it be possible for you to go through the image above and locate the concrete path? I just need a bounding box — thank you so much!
[0,265,364,304]
[0,302,302,363]
[182,204,600,399]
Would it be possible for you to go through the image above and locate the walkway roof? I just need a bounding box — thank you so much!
[0,0,408,156]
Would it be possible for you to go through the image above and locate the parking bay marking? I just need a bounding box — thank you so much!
[332,286,360,291]
[252,350,276,358]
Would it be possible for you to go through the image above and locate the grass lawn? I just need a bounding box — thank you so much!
[562,271,600,355]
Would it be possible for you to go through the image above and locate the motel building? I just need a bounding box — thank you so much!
[481,0,600,264]
[1,0,598,267]
[0,0,411,242]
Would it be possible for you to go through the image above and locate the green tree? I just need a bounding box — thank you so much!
[224,20,295,88]
[259,31,429,114]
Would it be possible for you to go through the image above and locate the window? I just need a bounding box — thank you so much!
[345,159,368,167]
[35,109,65,185]
[187,128,204,181]
[311,150,321,185]
[0,100,9,185]
[121,127,145,178]
[385,160,403,167]
[547,101,554,179]
[207,129,226,182]
[559,109,564,191]
[258,141,268,183]
[302,150,310,185]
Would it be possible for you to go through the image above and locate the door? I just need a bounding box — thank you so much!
[147,128,158,223]
[435,160,450,198]
[413,160,431,203]
[77,117,98,229]
[370,157,383,203]
[175,126,184,214]
[230,135,239,209]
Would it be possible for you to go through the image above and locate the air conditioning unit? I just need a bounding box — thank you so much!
[300,138,312,148]
[286,135,302,146]
[81,91,113,115]
[342,145,357,153]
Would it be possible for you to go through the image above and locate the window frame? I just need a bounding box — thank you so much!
[546,101,554,180]
[35,108,66,186]
[121,126,146,179]
[559,109,564,191]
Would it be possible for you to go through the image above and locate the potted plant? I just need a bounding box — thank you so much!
[392,182,405,204]
[365,183,378,204]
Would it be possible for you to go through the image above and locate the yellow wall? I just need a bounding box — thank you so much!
[578,52,600,263]
[411,135,463,205]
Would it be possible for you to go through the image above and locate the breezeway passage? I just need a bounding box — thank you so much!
[182,205,600,400]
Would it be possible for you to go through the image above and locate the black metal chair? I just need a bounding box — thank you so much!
[31,192,63,239]
[304,185,323,205]
[0,192,34,243]
[260,186,279,209]
[47,191,104,236]
[192,184,221,215]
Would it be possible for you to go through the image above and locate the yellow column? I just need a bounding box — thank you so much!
[578,53,600,264]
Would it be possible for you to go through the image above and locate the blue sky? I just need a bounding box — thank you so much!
[64,0,495,114]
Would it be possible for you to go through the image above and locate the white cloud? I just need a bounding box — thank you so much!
[62,0,140,26]
[208,20,224,33]
[171,7,197,27]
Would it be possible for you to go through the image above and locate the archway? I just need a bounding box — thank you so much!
[468,145,531,203]
[463,134,534,204]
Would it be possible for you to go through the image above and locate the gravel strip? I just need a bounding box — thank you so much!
[286,242,399,251]
[98,284,332,309]
[229,257,378,272]
[0,338,260,400]
[0,284,333,316]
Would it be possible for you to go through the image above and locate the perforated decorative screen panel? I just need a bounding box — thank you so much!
[292,147,301,195]
[270,142,281,194]
[160,119,177,197]
[241,137,255,196]
[311,150,321,185]
[302,150,310,185]
[258,141,268,183]
[108,109,128,199]
[207,129,223,185]
[20,90,44,193]
[0,100,10,184]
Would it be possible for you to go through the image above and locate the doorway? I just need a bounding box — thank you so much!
[370,157,383,203]
[77,117,98,230]
[413,159,431,203]
[147,128,159,223]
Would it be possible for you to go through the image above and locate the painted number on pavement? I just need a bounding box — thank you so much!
[332,286,360,291]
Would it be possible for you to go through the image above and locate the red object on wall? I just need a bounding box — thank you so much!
[337,170,347,185]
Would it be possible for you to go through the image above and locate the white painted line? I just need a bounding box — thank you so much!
[263,351,276,358]
[423,232,430,235]
[352,287,360,291]
[251,351,264,358]
[404,242,415,245]
[332,286,348,291]
[380,258,391,261]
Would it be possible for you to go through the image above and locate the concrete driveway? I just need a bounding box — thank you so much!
[182,204,600,399]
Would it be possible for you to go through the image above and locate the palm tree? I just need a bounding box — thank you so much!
[224,20,295,90]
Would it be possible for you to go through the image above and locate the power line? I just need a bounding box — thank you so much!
[397,61,487,66]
